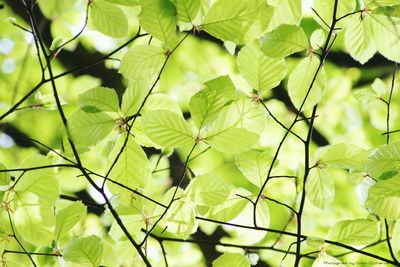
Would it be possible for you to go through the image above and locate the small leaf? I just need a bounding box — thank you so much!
[327,219,379,245]
[142,110,194,147]
[119,45,165,82]
[50,36,64,51]
[63,235,103,267]
[212,253,250,267]
[288,56,327,110]
[90,0,128,38]
[262,24,309,58]
[4,17,17,25]
[237,43,287,94]
[139,0,177,47]
[54,202,87,241]
[202,0,274,44]
[185,174,231,206]
[78,87,120,113]
[310,29,325,50]
[306,167,335,209]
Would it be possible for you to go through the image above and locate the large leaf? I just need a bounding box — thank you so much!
[63,235,103,267]
[212,253,250,267]
[69,109,116,146]
[237,43,287,95]
[267,0,302,31]
[107,137,151,190]
[14,192,55,246]
[235,150,272,187]
[370,14,400,62]
[38,0,78,19]
[365,175,400,219]
[306,167,335,209]
[185,174,231,206]
[54,202,87,241]
[206,127,258,155]
[314,143,369,170]
[173,0,201,22]
[287,56,327,111]
[189,76,237,130]
[202,0,274,44]
[344,15,376,64]
[78,87,120,113]
[367,142,400,179]
[14,156,58,205]
[327,219,379,245]
[142,110,194,147]
[90,0,128,38]
[119,45,165,82]
[139,0,177,48]
[261,24,309,58]
[121,80,149,116]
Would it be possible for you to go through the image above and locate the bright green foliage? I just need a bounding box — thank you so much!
[0,163,10,186]
[288,56,327,111]
[344,15,376,64]
[327,219,379,245]
[353,78,388,105]
[107,136,151,190]
[235,150,271,187]
[119,45,165,82]
[189,76,237,130]
[173,0,201,23]
[89,0,129,38]
[262,25,309,58]
[78,87,120,113]
[314,143,369,170]
[267,0,302,31]
[212,253,250,267]
[38,0,78,19]
[139,0,177,48]
[313,0,355,27]
[105,0,139,5]
[367,142,400,179]
[365,175,400,219]
[237,43,287,95]
[69,109,116,146]
[63,235,103,267]
[186,174,230,206]
[306,167,335,209]
[121,80,149,116]
[310,29,325,50]
[142,110,194,147]
[202,0,274,44]
[54,201,87,241]
[365,0,400,7]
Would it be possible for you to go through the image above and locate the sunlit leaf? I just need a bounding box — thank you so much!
[212,253,250,267]
[235,150,272,187]
[327,219,379,245]
[90,0,128,38]
[267,0,302,31]
[78,87,120,113]
[63,235,103,267]
[367,142,400,179]
[186,174,231,206]
[173,0,201,22]
[306,167,335,209]
[54,201,87,241]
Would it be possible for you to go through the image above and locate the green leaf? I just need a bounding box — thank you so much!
[209,189,249,221]
[121,80,149,116]
[119,45,165,82]
[235,150,272,187]
[393,221,400,256]
[310,29,325,50]
[90,0,128,38]
[212,253,250,267]
[173,0,201,22]
[262,24,309,58]
[365,175,400,219]
[139,0,177,47]
[314,143,369,170]
[63,235,103,267]
[367,142,400,179]
[54,202,87,241]
[14,156,59,205]
[105,0,139,5]
[107,136,151,190]
[50,36,64,51]
[0,163,10,186]
[313,0,356,28]
[185,174,231,206]
[237,43,287,94]
[287,56,327,111]
[142,93,183,115]
[38,0,78,19]
[306,167,335,209]
[267,0,302,31]
[344,15,376,64]
[189,76,237,130]
[366,0,400,7]
[206,128,258,155]
[202,0,274,44]
[142,110,194,147]
[69,109,116,146]
[78,87,120,113]
[14,192,55,246]
[327,219,379,245]
[369,14,400,62]
[353,87,381,104]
